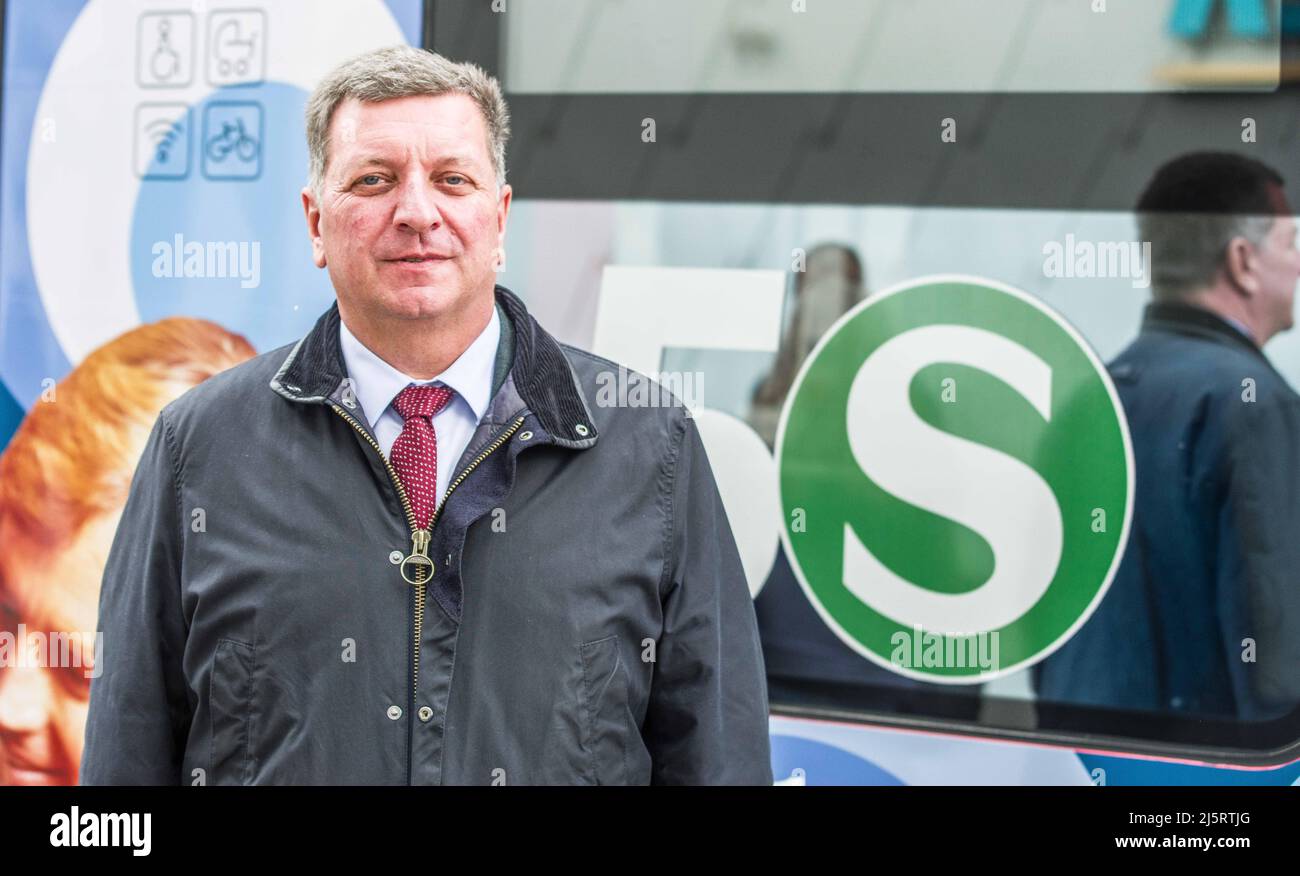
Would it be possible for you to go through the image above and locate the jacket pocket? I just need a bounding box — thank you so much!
[578,635,646,785]
[209,638,256,785]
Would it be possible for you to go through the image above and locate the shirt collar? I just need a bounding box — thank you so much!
[270,285,599,449]
[337,304,501,428]
[1219,313,1257,346]
[1142,300,1267,360]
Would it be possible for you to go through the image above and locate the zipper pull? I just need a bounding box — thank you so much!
[400,528,434,584]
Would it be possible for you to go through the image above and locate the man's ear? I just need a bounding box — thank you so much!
[302,186,327,269]
[496,183,512,239]
[1225,235,1261,297]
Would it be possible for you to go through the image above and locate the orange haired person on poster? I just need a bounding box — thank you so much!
[0,318,254,785]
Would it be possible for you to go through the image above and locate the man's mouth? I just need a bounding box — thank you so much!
[8,765,62,785]
[389,255,450,263]
[3,747,63,784]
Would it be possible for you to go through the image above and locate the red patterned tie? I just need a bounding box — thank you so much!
[389,383,456,530]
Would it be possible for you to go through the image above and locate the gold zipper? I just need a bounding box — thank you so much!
[332,404,420,539]
[331,406,526,702]
[427,415,526,532]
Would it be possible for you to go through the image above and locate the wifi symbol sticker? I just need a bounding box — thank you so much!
[135,104,191,179]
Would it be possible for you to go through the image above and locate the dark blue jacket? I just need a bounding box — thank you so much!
[1035,302,1300,721]
[81,285,773,784]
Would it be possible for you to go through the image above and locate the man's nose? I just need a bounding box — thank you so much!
[392,177,443,234]
[0,667,55,736]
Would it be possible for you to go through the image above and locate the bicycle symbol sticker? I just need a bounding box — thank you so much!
[202,102,263,181]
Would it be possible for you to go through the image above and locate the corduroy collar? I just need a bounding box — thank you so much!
[1140,300,1268,364]
[269,285,598,449]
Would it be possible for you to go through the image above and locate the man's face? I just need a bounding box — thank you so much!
[796,248,860,353]
[302,92,511,325]
[1252,200,1300,338]
[0,512,114,785]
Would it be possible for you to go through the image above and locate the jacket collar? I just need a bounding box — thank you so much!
[270,284,598,449]
[1141,300,1268,362]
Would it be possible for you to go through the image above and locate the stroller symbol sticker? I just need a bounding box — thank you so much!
[207,10,266,86]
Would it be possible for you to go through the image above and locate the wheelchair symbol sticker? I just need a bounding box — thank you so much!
[137,11,194,88]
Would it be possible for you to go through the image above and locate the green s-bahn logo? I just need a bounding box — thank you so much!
[776,276,1133,683]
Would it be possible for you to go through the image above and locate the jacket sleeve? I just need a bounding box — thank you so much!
[1216,386,1300,719]
[80,411,192,785]
[642,413,774,785]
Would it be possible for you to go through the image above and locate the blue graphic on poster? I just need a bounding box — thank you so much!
[1,0,425,446]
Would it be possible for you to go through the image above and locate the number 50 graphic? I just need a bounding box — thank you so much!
[593,265,786,598]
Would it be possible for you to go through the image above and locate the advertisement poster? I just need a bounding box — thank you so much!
[0,0,423,786]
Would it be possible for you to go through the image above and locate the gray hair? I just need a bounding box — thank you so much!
[1138,211,1278,301]
[304,45,510,195]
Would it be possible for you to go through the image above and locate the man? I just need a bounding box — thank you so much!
[1034,152,1300,721]
[0,318,254,785]
[749,243,866,447]
[80,46,773,785]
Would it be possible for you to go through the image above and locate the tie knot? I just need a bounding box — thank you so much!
[393,383,455,422]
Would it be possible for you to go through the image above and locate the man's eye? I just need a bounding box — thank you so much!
[444,175,466,185]
[357,174,384,186]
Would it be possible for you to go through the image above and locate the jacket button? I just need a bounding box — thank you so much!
[389,551,403,564]
[418,706,433,722]
[518,430,533,441]
[575,423,589,436]
[387,705,402,720]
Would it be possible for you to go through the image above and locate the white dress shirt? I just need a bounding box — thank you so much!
[1220,313,1257,346]
[338,305,501,511]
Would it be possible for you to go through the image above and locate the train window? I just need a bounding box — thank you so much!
[431,0,1300,765]
[497,0,1282,94]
